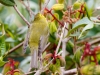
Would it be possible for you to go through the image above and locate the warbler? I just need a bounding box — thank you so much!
[29,13,49,69]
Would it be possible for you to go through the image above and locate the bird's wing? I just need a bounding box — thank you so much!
[22,31,30,54]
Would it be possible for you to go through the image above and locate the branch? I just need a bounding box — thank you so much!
[20,0,35,16]
[55,22,67,54]
[34,59,53,75]
[67,0,72,6]
[27,0,34,18]
[76,35,100,44]
[43,42,50,52]
[41,0,50,14]
[62,38,70,58]
[45,8,69,30]
[64,68,77,75]
[34,51,63,75]
[3,41,24,57]
[90,38,100,45]
[78,38,100,51]
[13,5,31,28]
[33,68,77,75]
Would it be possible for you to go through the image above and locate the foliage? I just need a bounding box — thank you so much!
[0,0,100,75]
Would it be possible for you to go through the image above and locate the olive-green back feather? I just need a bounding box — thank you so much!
[29,13,49,53]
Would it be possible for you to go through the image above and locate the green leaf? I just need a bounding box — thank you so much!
[96,53,100,64]
[81,64,96,75]
[6,30,14,39]
[0,22,6,56]
[73,17,92,28]
[53,13,59,24]
[70,32,80,37]
[5,14,15,25]
[78,22,94,38]
[0,36,6,56]
[49,64,57,73]
[65,56,75,69]
[49,22,57,34]
[85,0,94,19]
[55,59,61,68]
[49,22,57,43]
[66,41,74,54]
[5,37,15,42]
[73,49,82,65]
[0,23,5,37]
[49,59,60,73]
[85,25,100,38]
[0,0,15,6]
[52,4,64,10]
[73,1,81,10]
[0,56,5,66]
[49,33,56,43]
[67,17,94,38]
[85,5,91,19]
[81,64,95,75]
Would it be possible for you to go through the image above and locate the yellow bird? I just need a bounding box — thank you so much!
[29,13,49,69]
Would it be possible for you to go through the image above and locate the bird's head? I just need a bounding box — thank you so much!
[34,13,45,20]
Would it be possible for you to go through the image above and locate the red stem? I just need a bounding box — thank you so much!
[78,4,85,18]
[82,42,98,64]
[45,8,68,30]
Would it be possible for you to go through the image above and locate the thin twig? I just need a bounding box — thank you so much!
[29,67,77,75]
[73,37,77,53]
[42,42,50,53]
[62,38,70,58]
[76,35,100,44]
[60,67,64,75]
[24,71,35,75]
[78,38,100,51]
[89,38,100,45]
[64,68,77,75]
[34,59,53,75]
[34,51,64,75]
[68,0,72,6]
[3,41,24,57]
[13,5,31,28]
[27,0,32,18]
[55,22,67,54]
[41,0,50,14]
[34,51,63,75]
[45,8,69,30]
[21,0,35,16]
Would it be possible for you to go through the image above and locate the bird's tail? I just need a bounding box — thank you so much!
[30,49,38,69]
